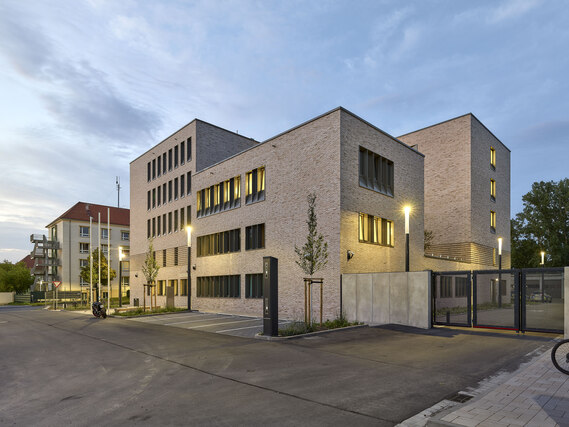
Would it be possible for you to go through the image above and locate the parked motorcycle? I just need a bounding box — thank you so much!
[92,301,107,319]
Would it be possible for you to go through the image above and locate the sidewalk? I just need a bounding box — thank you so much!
[418,346,569,427]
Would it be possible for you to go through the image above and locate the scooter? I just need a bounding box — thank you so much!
[92,301,107,319]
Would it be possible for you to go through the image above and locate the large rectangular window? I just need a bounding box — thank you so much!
[197,228,240,257]
[358,213,393,246]
[197,275,240,298]
[359,147,394,196]
[245,224,265,250]
[245,166,265,204]
[245,274,263,298]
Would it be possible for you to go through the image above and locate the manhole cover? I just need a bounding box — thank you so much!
[446,392,474,403]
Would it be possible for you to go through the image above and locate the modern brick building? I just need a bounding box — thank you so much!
[129,107,510,320]
[43,202,130,298]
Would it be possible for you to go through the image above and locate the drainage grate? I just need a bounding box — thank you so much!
[446,392,474,403]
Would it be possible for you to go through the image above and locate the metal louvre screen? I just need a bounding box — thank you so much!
[433,271,471,327]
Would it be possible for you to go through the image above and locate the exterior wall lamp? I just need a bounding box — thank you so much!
[186,226,192,311]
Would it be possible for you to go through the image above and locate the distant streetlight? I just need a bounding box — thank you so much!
[118,246,125,307]
[540,251,545,266]
[186,226,192,311]
[404,206,411,272]
[497,237,503,308]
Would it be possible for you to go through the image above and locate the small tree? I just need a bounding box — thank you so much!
[295,194,329,276]
[80,249,116,285]
[142,239,160,294]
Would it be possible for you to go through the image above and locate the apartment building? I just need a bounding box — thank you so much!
[130,107,428,319]
[398,114,511,269]
[45,202,130,297]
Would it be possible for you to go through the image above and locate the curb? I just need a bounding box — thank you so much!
[254,324,368,341]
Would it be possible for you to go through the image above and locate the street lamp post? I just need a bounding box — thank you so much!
[540,251,545,302]
[118,246,125,307]
[186,226,192,311]
[497,237,502,308]
[404,206,411,272]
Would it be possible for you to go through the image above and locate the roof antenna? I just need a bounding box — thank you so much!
[116,176,121,208]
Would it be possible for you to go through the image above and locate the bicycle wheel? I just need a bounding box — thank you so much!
[551,340,569,375]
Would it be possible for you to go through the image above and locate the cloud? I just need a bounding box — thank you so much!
[488,0,541,24]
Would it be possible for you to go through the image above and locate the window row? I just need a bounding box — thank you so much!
[79,226,129,240]
[147,172,191,210]
[359,147,394,197]
[155,279,188,296]
[79,244,130,257]
[147,206,191,239]
[197,176,241,218]
[358,213,393,246]
[147,137,192,182]
[197,228,241,257]
[197,275,241,298]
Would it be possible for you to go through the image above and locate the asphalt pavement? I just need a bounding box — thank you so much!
[0,307,558,426]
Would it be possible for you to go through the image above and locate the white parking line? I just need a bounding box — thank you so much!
[129,313,218,323]
[164,315,228,326]
[185,319,259,329]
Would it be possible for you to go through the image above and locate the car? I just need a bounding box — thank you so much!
[529,291,552,303]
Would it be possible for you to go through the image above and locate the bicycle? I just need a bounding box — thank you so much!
[551,339,569,375]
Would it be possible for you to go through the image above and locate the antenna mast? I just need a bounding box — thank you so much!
[116,176,121,208]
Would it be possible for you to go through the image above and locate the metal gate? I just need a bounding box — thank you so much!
[433,268,564,333]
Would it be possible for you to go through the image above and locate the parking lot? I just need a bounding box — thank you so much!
[126,310,291,338]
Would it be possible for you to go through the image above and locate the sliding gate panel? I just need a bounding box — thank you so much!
[473,269,519,330]
[432,271,471,327]
[522,268,564,333]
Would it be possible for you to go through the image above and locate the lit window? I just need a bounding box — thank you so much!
[245,166,265,204]
[490,147,496,169]
[358,213,393,246]
[234,175,241,200]
[490,210,496,232]
[490,179,496,201]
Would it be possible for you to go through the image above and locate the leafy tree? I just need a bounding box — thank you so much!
[80,249,116,285]
[295,193,328,277]
[142,239,160,286]
[511,179,569,267]
[0,261,34,293]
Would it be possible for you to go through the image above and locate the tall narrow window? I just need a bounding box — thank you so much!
[180,174,185,197]
[180,141,185,165]
[168,180,173,202]
[163,183,167,204]
[152,188,156,208]
[174,145,179,168]
[490,179,496,201]
[147,162,151,182]
[180,207,185,229]
[168,212,172,233]
[187,172,192,195]
[157,216,161,236]
[187,137,192,161]
[147,190,151,210]
[174,210,178,231]
[157,155,161,176]
[490,147,496,170]
[187,205,191,226]
[162,153,167,174]
[152,159,156,180]
[162,214,166,235]
[147,219,150,239]
[157,186,161,206]
[152,217,156,237]
[490,210,496,232]
[168,148,173,171]
[174,178,179,200]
